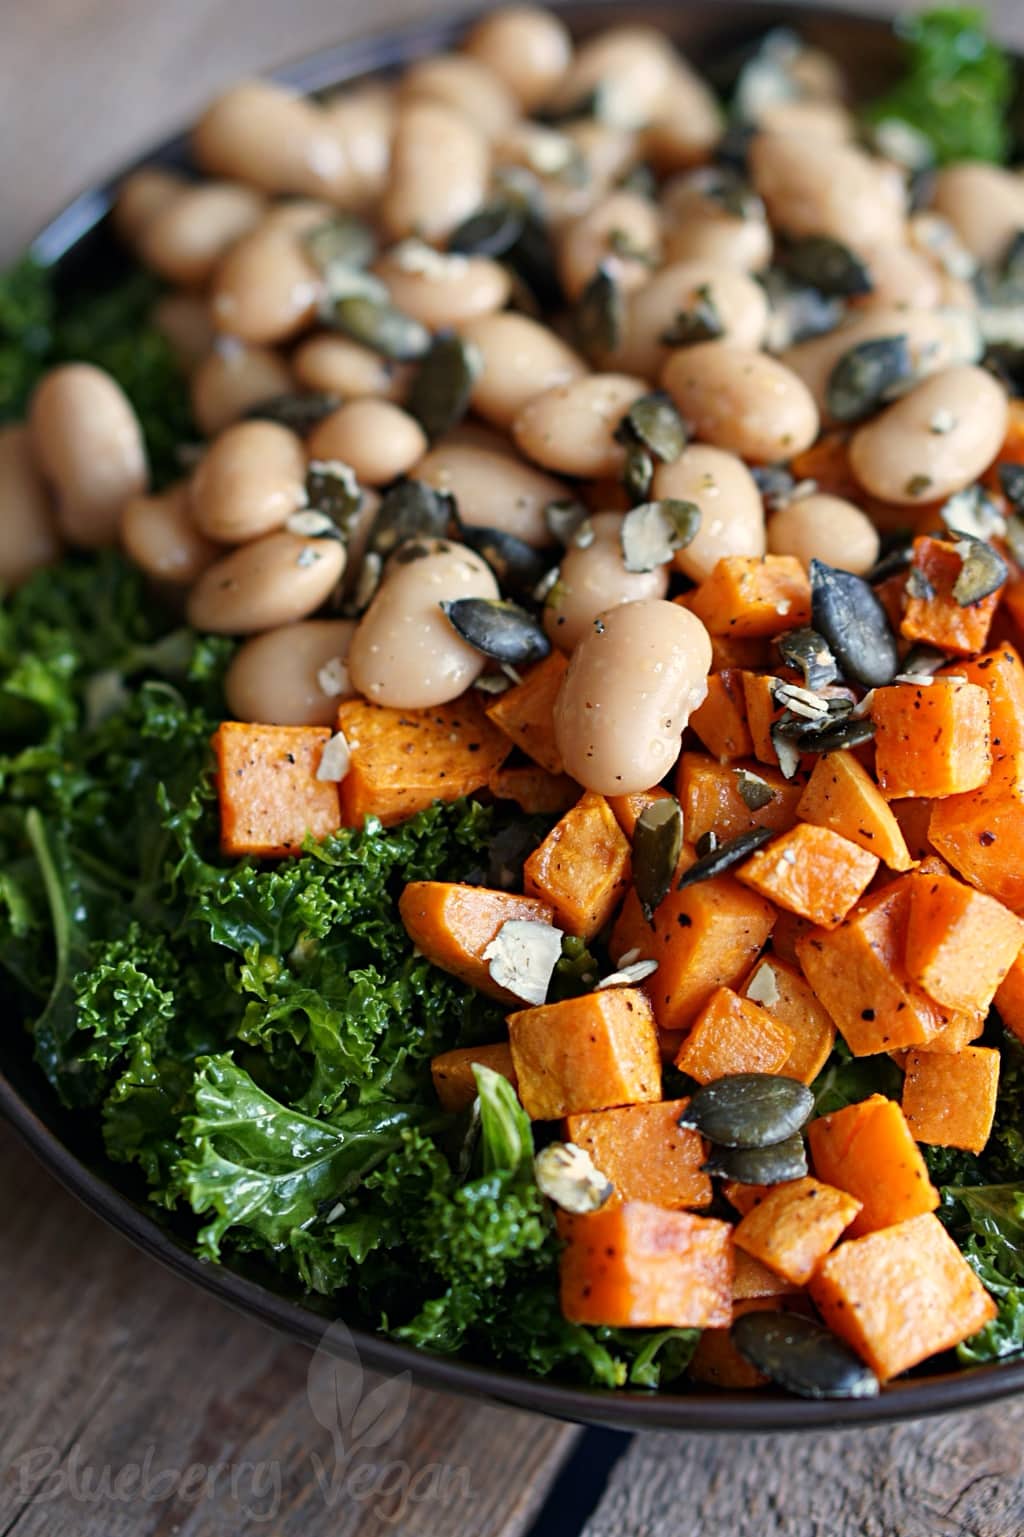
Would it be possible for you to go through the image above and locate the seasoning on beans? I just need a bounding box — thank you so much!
[224,619,358,725]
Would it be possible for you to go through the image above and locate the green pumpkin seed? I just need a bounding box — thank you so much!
[367,479,454,560]
[679,1073,813,1148]
[1007,511,1024,568]
[810,560,899,688]
[615,162,658,200]
[620,499,701,573]
[328,293,432,361]
[441,597,551,666]
[304,214,377,276]
[998,462,1024,509]
[545,499,590,547]
[634,796,683,922]
[732,1313,879,1401]
[246,391,341,434]
[572,264,623,359]
[678,827,773,889]
[751,464,797,508]
[305,459,364,531]
[905,563,936,601]
[694,830,718,859]
[448,198,528,259]
[777,627,840,691]
[660,284,724,347]
[615,391,688,464]
[952,535,1009,607]
[826,335,912,423]
[701,1132,808,1184]
[761,269,844,351]
[779,236,873,298]
[407,333,482,440]
[622,442,654,504]
[735,768,776,812]
[460,526,551,601]
[899,642,947,677]
[789,716,876,755]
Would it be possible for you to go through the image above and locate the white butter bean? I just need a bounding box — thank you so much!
[121,482,219,584]
[650,444,765,583]
[151,293,215,372]
[224,619,357,724]
[113,167,188,246]
[546,27,677,129]
[191,342,293,437]
[463,6,572,111]
[136,182,266,287]
[400,53,520,140]
[749,133,906,253]
[931,163,1024,265]
[557,191,662,301]
[306,399,427,487]
[186,530,345,633]
[193,81,353,201]
[662,343,819,462]
[767,492,879,575]
[292,333,409,402]
[416,440,567,546]
[0,425,62,587]
[375,243,511,328]
[209,227,322,345]
[611,261,769,376]
[381,102,490,243]
[461,312,586,429]
[512,373,647,477]
[190,420,307,541]
[544,511,668,651]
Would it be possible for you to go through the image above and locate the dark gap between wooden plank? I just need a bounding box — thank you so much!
[522,1427,632,1537]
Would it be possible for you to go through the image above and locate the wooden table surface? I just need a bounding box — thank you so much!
[5,3,1024,1534]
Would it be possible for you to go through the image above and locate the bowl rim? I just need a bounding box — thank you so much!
[6,0,1024,1433]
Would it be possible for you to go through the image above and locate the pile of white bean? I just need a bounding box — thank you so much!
[3,6,1021,795]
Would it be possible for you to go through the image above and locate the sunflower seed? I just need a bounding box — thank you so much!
[952,535,1009,607]
[735,768,776,812]
[695,831,719,859]
[407,333,482,440]
[777,627,840,690]
[771,725,803,780]
[328,293,432,360]
[773,681,830,719]
[826,335,912,423]
[660,284,724,347]
[315,729,351,782]
[595,958,659,989]
[745,960,780,1009]
[810,560,899,689]
[317,655,351,697]
[460,526,551,601]
[304,214,377,275]
[732,1313,879,1400]
[367,479,455,561]
[483,918,563,1005]
[615,391,688,463]
[779,236,873,298]
[441,597,551,665]
[246,391,341,434]
[620,500,701,573]
[534,1142,614,1214]
[348,551,383,613]
[472,672,512,696]
[702,1132,808,1183]
[679,1074,813,1148]
[678,827,774,888]
[572,263,623,358]
[634,796,683,921]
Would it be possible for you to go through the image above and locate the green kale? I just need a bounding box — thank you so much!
[811,1036,903,1116]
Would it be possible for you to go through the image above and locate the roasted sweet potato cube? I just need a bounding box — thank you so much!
[807,1094,939,1237]
[523,792,631,938]
[399,882,555,1000]
[741,957,837,1083]
[722,1181,770,1217]
[508,988,661,1119]
[944,645,1024,762]
[488,761,579,815]
[740,671,785,766]
[904,872,1024,1014]
[902,1046,1000,1154]
[674,986,795,1084]
[733,1176,862,1286]
[731,1248,802,1300]
[809,1213,997,1380]
[484,650,568,774]
[689,670,754,761]
[564,1099,712,1210]
[995,944,1024,1042]
[797,750,914,871]
[677,753,802,845]
[430,1042,518,1112]
[902,1009,985,1055]
[687,556,812,638]
[558,1201,733,1327]
[335,695,509,827]
[871,679,991,799]
[688,1298,779,1389]
[901,535,1002,656]
[212,722,341,857]
[607,786,672,840]
[707,631,773,672]
[738,823,878,929]
[929,752,1024,911]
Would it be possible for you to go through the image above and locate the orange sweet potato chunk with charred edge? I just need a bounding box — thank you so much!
[335,695,509,827]
[809,1213,997,1381]
[806,1094,938,1237]
[902,1046,1000,1154]
[686,555,812,638]
[871,679,991,800]
[904,871,1024,1014]
[564,1099,711,1210]
[740,671,785,765]
[929,752,1024,912]
[558,1201,733,1328]
[523,792,631,939]
[508,988,661,1119]
[399,882,555,1000]
[484,650,568,775]
[901,535,1003,657]
[741,957,837,1083]
[707,631,773,672]
[674,986,795,1084]
[212,722,341,857]
[677,753,802,845]
[607,786,672,840]
[797,750,914,871]
[610,849,776,1035]
[488,761,579,816]
[689,670,754,761]
[733,1176,862,1286]
[995,945,1024,1042]
[738,823,879,930]
[430,1042,518,1112]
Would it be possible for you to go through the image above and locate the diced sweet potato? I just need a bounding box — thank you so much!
[731,1248,802,1299]
[335,695,509,827]
[564,1099,712,1210]
[797,750,914,871]
[687,556,812,638]
[901,535,1002,656]
[558,1201,733,1327]
[488,761,579,815]
[484,650,568,774]
[904,871,1024,1014]
[890,797,937,864]
[929,753,1024,912]
[707,632,773,672]
[903,1009,985,1055]
[807,1094,939,1236]
[212,722,341,857]
[607,786,673,839]
[610,849,776,1035]
[741,957,837,1083]
[738,823,879,929]
[688,1298,778,1389]
[770,909,814,967]
[945,645,1024,763]
[722,1181,770,1218]
[789,431,859,500]
[674,986,795,1084]
[508,988,661,1119]
[523,792,631,939]
[872,679,991,799]
[732,1176,862,1286]
[809,1213,997,1380]
[689,670,754,761]
[677,753,802,845]
[430,1042,518,1112]
[740,671,784,766]
[399,882,555,1000]
[995,944,1024,1042]
[902,1046,1000,1154]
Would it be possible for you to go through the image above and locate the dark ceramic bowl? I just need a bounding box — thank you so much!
[4,0,1024,1432]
